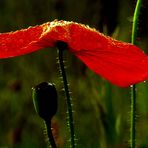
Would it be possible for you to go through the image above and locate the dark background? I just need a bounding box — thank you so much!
[0,0,148,147]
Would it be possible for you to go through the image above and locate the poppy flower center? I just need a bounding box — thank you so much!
[56,40,68,51]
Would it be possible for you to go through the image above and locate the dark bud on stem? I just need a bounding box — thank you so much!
[32,82,57,121]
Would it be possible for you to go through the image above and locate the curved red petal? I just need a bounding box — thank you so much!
[0,23,52,58]
[62,23,148,87]
[0,21,71,58]
[0,20,148,87]
[74,43,148,87]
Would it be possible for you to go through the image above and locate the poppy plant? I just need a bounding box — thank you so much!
[0,20,148,87]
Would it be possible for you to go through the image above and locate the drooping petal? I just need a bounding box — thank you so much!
[0,20,148,87]
[74,42,148,87]
[64,23,148,87]
[0,21,71,58]
[0,23,53,58]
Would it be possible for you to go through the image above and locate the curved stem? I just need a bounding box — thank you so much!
[45,120,57,148]
[130,0,142,147]
[58,49,75,148]
[131,0,142,45]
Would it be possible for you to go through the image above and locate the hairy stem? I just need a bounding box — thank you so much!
[58,48,75,148]
[45,121,57,148]
[130,85,136,148]
[131,0,142,147]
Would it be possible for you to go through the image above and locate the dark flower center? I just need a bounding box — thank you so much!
[56,40,68,51]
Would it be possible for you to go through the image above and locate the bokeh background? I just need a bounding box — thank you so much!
[0,0,148,147]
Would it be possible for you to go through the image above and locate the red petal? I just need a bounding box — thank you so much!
[74,42,148,87]
[60,23,148,87]
[0,20,148,87]
[0,21,71,58]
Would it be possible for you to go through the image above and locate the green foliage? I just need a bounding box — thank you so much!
[0,0,148,147]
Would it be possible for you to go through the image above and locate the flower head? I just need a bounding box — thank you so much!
[0,20,148,87]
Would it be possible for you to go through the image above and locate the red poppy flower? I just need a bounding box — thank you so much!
[0,20,148,87]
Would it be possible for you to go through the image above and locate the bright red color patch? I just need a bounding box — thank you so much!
[0,20,148,87]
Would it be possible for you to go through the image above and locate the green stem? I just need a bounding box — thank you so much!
[131,0,142,45]
[58,48,75,148]
[130,0,142,147]
[45,121,57,148]
[130,85,136,148]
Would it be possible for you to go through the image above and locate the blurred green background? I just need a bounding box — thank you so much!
[0,0,148,147]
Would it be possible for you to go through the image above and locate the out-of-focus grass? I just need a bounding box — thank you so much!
[0,0,148,147]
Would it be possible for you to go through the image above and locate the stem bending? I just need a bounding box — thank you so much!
[45,121,57,148]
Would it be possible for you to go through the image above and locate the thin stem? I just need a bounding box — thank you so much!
[130,0,142,147]
[131,0,142,45]
[45,120,57,148]
[58,48,75,148]
[130,85,136,148]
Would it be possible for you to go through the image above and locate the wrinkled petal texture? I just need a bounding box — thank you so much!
[0,20,148,87]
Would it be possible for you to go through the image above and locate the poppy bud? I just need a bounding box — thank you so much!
[32,82,58,121]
